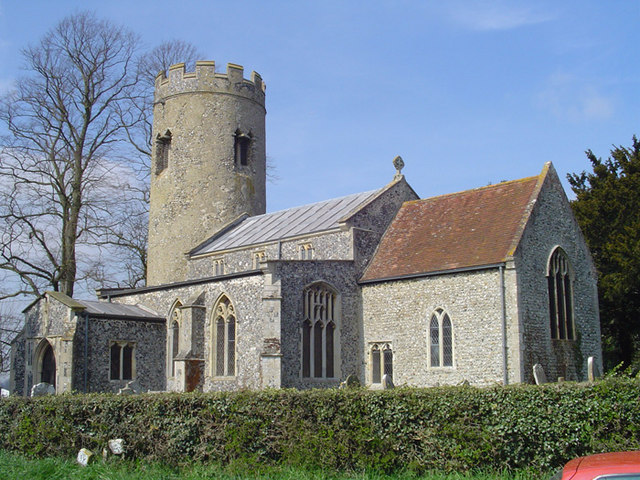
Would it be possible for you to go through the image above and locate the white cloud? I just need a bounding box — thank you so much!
[537,73,614,122]
[446,1,555,31]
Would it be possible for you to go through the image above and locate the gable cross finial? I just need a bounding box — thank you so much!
[393,155,405,180]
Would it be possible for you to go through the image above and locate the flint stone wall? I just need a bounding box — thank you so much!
[513,167,602,383]
[362,269,506,387]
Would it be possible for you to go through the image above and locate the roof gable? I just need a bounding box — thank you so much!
[361,167,548,283]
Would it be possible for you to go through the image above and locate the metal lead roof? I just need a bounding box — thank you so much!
[190,188,383,256]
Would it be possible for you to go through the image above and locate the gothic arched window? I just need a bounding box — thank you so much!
[212,295,236,377]
[301,283,338,378]
[429,309,453,368]
[547,248,575,340]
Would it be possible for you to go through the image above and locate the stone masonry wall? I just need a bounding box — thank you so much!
[111,273,267,391]
[148,62,266,286]
[362,269,506,387]
[73,316,165,393]
[277,260,362,389]
[513,166,602,383]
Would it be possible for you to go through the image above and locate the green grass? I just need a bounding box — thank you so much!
[0,450,545,480]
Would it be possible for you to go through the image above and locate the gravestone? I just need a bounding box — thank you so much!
[30,382,55,397]
[108,438,125,455]
[382,374,394,389]
[77,448,94,467]
[533,363,547,385]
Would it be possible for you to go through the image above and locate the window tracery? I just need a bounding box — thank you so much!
[429,309,453,368]
[548,248,575,340]
[302,283,338,378]
[212,295,236,377]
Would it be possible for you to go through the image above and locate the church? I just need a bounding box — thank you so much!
[10,61,603,395]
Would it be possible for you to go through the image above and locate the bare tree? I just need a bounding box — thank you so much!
[0,12,144,298]
[0,301,21,375]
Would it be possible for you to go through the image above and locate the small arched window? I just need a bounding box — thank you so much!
[234,130,252,166]
[155,129,172,174]
[547,248,575,340]
[212,295,236,377]
[301,283,339,378]
[429,309,453,368]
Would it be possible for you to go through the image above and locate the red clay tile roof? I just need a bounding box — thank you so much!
[360,172,544,282]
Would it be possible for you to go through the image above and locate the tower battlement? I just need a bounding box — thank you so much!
[155,61,265,104]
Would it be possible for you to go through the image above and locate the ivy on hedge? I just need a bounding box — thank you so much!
[0,377,638,474]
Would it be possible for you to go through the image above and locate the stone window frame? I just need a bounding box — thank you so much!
[547,247,575,340]
[369,342,393,384]
[234,129,253,167]
[109,341,136,381]
[301,282,340,380]
[155,129,172,175]
[167,300,182,379]
[211,294,237,378]
[252,250,267,269]
[428,308,454,368]
[299,243,314,260]
[212,258,225,276]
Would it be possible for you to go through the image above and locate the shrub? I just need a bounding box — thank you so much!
[1,378,638,474]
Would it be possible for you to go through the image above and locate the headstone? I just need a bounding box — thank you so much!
[587,356,600,382]
[77,448,94,467]
[30,382,55,397]
[345,374,360,388]
[533,363,547,385]
[381,374,394,389]
[108,438,125,455]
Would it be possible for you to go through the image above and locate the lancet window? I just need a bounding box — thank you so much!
[370,343,393,384]
[110,341,135,380]
[429,309,453,368]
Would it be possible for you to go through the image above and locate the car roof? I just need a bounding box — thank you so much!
[563,451,640,479]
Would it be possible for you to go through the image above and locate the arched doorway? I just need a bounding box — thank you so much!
[40,342,56,388]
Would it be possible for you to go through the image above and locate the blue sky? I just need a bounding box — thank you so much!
[0,0,638,212]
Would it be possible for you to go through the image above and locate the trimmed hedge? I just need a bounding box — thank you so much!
[0,377,639,474]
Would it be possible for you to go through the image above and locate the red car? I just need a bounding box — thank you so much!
[552,451,640,479]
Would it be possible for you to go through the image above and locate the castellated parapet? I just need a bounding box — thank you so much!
[147,61,267,286]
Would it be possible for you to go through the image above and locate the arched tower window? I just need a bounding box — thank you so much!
[155,129,172,174]
[234,130,252,166]
[301,283,339,378]
[429,309,453,368]
[547,248,575,340]
[212,295,236,377]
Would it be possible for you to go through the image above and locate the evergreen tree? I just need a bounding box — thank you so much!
[568,136,640,370]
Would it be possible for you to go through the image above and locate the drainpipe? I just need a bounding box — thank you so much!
[499,265,508,385]
[84,312,89,393]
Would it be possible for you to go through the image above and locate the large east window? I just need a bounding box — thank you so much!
[429,309,453,368]
[302,283,338,378]
[212,295,236,377]
[547,248,575,340]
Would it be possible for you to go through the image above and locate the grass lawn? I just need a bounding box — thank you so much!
[0,450,546,480]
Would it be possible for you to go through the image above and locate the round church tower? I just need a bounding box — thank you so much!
[147,61,266,286]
